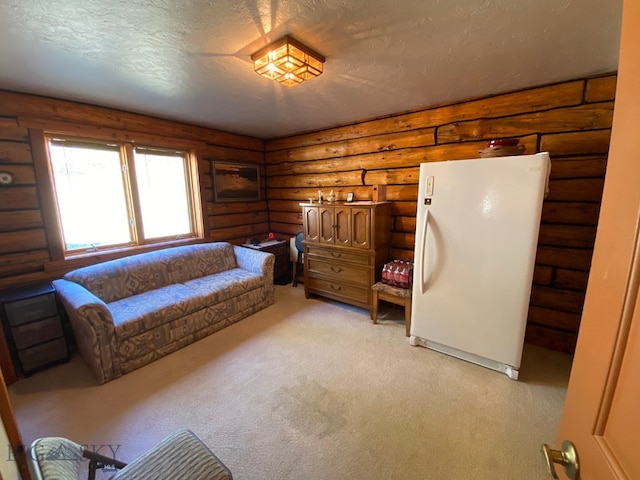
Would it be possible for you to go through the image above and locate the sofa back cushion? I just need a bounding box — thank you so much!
[64,243,238,303]
[164,243,238,284]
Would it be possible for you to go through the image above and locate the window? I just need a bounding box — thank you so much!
[44,135,203,255]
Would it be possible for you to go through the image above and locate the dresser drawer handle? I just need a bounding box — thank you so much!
[330,284,342,291]
[330,266,343,273]
[331,252,342,258]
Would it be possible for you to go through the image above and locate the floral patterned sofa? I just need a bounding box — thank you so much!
[53,242,274,384]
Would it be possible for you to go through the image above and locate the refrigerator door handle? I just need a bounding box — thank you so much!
[419,210,430,294]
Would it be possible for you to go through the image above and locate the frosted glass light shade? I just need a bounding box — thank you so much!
[251,36,325,87]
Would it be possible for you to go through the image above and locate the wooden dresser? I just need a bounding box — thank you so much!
[300,201,391,313]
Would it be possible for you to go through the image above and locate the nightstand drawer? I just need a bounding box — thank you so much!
[12,315,63,350]
[18,337,68,373]
[5,293,57,326]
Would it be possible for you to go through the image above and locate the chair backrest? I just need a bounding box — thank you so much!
[295,232,304,254]
[290,232,304,262]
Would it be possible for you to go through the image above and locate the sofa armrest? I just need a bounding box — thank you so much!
[233,246,275,283]
[53,279,119,384]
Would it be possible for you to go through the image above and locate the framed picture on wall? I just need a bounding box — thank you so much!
[212,161,261,202]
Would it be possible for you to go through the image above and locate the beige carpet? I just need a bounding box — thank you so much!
[9,285,572,480]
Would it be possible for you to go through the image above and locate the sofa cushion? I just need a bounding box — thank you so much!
[183,268,264,307]
[164,243,239,284]
[65,251,172,303]
[109,284,204,340]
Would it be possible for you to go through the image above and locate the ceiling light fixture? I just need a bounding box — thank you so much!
[251,35,325,87]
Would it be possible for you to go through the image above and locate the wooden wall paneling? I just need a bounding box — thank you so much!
[528,306,582,332]
[549,156,608,178]
[266,128,436,163]
[390,247,414,260]
[394,216,416,233]
[266,170,364,189]
[266,80,585,152]
[0,117,29,141]
[209,223,269,242]
[265,73,616,353]
[364,167,420,186]
[1,90,263,150]
[525,323,578,354]
[266,200,302,212]
[0,251,50,278]
[269,222,303,237]
[534,265,554,285]
[540,129,612,155]
[537,224,598,248]
[0,141,32,164]
[554,269,590,290]
[208,200,269,216]
[535,246,594,271]
[208,211,269,230]
[0,230,47,254]
[541,202,601,225]
[437,102,613,144]
[203,145,264,162]
[0,187,39,210]
[0,211,43,231]
[530,285,586,314]
[391,201,419,216]
[545,178,605,201]
[269,211,302,225]
[266,148,430,177]
[585,75,617,102]
[0,164,35,185]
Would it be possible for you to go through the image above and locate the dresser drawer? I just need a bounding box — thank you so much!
[307,258,370,286]
[18,337,68,373]
[306,277,370,304]
[306,246,371,266]
[4,293,58,326]
[11,315,63,350]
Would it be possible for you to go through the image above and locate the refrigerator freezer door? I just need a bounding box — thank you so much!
[410,153,550,375]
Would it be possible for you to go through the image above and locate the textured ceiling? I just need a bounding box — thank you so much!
[0,0,623,139]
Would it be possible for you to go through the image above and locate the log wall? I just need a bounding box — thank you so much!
[0,73,617,354]
[0,91,266,290]
[265,74,617,354]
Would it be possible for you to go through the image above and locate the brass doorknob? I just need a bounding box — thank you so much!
[542,441,580,480]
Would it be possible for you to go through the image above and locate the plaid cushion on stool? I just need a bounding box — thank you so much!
[372,281,412,298]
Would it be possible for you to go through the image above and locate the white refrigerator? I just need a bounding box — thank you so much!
[409,152,550,380]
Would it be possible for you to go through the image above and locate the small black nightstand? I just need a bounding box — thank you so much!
[0,283,70,377]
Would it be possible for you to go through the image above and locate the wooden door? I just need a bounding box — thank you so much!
[334,207,351,246]
[554,2,639,478]
[303,206,319,242]
[319,207,335,244]
[351,208,371,249]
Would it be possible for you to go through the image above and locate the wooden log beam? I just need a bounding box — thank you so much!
[266,80,585,151]
[267,170,364,189]
[0,142,32,164]
[437,102,613,144]
[266,128,435,163]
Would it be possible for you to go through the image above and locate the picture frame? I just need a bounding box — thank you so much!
[346,192,354,202]
[212,161,261,202]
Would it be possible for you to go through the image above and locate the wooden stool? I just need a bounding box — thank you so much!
[371,282,412,336]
